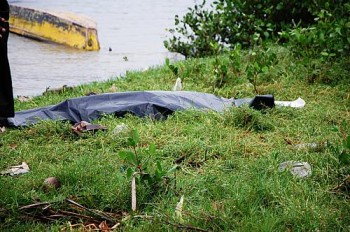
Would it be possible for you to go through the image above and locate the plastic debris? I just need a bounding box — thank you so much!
[278,161,312,178]
[275,97,306,108]
[173,77,182,91]
[0,126,5,134]
[113,123,129,135]
[72,121,107,136]
[295,143,318,150]
[294,142,325,152]
[175,195,184,223]
[1,162,30,176]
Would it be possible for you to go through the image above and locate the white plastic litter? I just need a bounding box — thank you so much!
[278,161,312,178]
[1,162,30,176]
[294,142,326,151]
[173,77,183,91]
[275,97,306,108]
[175,195,184,223]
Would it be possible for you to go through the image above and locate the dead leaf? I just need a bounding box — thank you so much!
[99,221,110,232]
[0,127,5,134]
[9,143,18,150]
[71,121,107,136]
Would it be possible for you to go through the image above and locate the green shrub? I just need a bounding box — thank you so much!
[164,0,349,58]
[281,4,350,58]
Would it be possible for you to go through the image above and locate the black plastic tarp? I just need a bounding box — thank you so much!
[7,91,274,127]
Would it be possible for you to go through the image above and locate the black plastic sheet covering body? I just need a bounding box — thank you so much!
[8,91,274,127]
[8,91,236,127]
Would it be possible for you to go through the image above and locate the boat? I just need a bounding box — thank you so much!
[9,4,100,51]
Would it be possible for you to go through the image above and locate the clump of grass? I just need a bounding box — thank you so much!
[223,106,274,132]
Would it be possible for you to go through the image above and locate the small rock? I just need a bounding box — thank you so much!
[113,123,129,135]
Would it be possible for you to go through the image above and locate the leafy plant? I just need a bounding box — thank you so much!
[245,46,277,94]
[165,58,179,77]
[284,4,350,58]
[118,129,178,187]
[211,42,228,90]
[164,0,349,59]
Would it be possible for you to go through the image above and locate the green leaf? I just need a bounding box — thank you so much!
[149,143,156,156]
[127,138,136,147]
[127,129,139,147]
[156,161,163,172]
[132,129,139,144]
[119,151,137,165]
[118,151,128,159]
[127,167,133,179]
[155,169,162,179]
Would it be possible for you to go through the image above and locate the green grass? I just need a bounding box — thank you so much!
[0,45,349,231]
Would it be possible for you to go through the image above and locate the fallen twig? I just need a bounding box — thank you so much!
[19,202,51,210]
[132,172,138,212]
[65,199,116,224]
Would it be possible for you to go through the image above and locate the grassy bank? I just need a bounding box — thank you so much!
[1,44,349,231]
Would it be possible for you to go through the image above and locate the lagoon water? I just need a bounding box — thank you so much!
[7,0,204,96]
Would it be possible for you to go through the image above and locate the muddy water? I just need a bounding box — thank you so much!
[7,0,203,96]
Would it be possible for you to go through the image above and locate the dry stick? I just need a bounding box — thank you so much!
[132,172,139,212]
[20,211,57,222]
[65,199,115,224]
[19,202,51,210]
[19,199,116,225]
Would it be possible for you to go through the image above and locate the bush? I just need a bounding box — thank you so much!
[164,0,349,58]
[283,4,350,58]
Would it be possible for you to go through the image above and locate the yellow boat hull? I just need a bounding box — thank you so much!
[9,5,100,51]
